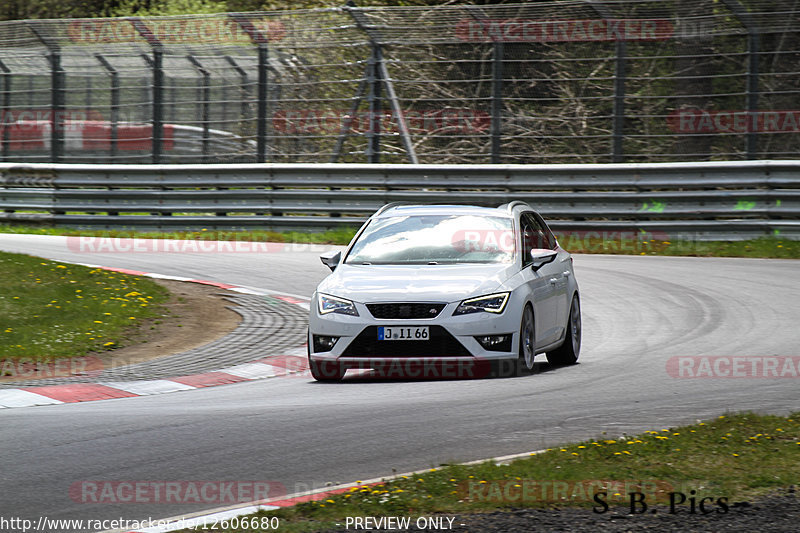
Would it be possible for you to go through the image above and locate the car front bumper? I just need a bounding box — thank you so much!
[308,295,521,370]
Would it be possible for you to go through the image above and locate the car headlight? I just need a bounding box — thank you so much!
[318,293,359,316]
[453,292,510,315]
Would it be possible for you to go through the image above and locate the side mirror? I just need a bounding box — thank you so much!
[530,250,557,271]
[320,250,342,271]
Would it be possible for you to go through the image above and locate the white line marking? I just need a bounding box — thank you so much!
[99,380,196,396]
[222,363,282,380]
[0,389,64,408]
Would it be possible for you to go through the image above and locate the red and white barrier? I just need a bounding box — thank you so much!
[0,120,175,151]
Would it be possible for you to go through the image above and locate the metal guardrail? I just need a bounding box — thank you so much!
[1,161,798,240]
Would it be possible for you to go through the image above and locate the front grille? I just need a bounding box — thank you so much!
[341,326,472,357]
[366,303,446,319]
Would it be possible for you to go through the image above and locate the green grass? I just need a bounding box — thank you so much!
[0,251,169,362]
[560,235,799,259]
[1,223,797,258]
[0,224,360,246]
[184,412,799,532]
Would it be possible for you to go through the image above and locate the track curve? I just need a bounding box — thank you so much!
[0,234,797,529]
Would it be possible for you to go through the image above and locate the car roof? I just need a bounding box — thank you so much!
[375,203,527,218]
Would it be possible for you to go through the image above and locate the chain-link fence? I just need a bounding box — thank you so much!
[0,0,798,164]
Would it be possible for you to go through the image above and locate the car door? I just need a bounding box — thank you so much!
[519,212,562,347]
[531,211,571,338]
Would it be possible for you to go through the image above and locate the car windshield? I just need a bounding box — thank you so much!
[345,214,515,265]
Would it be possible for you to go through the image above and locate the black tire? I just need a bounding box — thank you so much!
[547,294,581,366]
[514,304,536,376]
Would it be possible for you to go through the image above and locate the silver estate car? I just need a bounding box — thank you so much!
[308,202,581,381]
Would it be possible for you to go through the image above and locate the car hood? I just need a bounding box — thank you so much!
[317,263,517,303]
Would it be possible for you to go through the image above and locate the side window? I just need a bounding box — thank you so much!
[521,212,556,253]
[531,212,557,250]
[520,216,535,266]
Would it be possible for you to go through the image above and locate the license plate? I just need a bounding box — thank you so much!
[378,326,429,341]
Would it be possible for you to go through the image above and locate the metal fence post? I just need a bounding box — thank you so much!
[169,80,176,123]
[468,8,504,164]
[0,60,10,161]
[491,41,503,164]
[224,55,251,160]
[588,1,627,162]
[187,55,211,163]
[130,18,164,164]
[85,76,92,111]
[345,1,418,164]
[256,43,269,163]
[230,14,272,163]
[224,56,249,126]
[611,41,627,163]
[366,45,382,163]
[722,0,760,159]
[152,48,164,164]
[331,71,368,163]
[27,22,64,162]
[48,49,65,162]
[95,54,119,160]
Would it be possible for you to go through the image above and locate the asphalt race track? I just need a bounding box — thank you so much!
[0,234,798,530]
